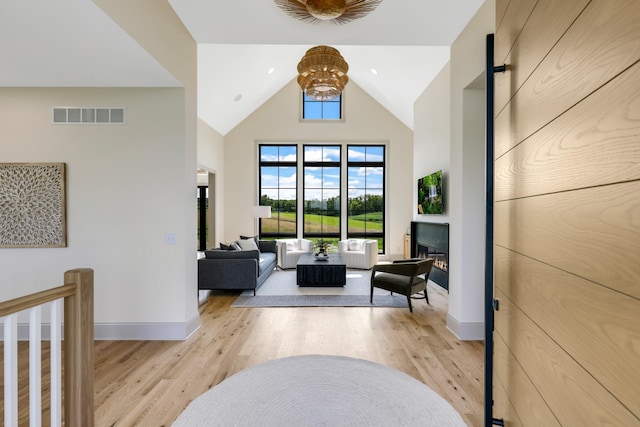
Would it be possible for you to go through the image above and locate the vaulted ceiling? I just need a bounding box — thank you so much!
[0,0,485,135]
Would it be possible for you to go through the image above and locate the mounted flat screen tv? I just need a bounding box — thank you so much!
[417,170,443,215]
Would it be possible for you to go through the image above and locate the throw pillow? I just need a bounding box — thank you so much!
[348,239,361,251]
[285,240,298,250]
[237,238,258,251]
[240,235,260,252]
[220,242,237,251]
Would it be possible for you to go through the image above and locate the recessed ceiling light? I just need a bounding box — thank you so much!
[268,67,275,74]
[234,94,242,102]
[371,68,378,75]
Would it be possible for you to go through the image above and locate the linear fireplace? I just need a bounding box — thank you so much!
[410,221,449,291]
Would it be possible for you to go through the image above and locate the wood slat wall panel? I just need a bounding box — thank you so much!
[494,0,640,158]
[493,333,560,426]
[494,289,639,425]
[495,0,511,33]
[494,0,590,113]
[494,0,640,423]
[492,377,524,427]
[494,0,536,65]
[495,181,640,299]
[495,246,640,415]
[495,60,640,201]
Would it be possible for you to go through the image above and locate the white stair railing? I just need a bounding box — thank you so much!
[3,313,18,425]
[1,268,94,427]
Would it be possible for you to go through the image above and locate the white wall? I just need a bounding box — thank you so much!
[414,61,451,219]
[95,0,199,335]
[458,82,486,334]
[1,0,200,340]
[0,87,196,339]
[448,0,495,339]
[223,79,414,257]
[197,118,225,249]
[413,0,494,340]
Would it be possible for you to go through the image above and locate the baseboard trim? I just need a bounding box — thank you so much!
[2,316,201,341]
[95,316,201,340]
[446,313,484,341]
[184,311,201,339]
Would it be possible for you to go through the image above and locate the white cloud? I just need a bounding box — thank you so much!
[280,172,297,186]
[304,172,323,187]
[278,188,296,200]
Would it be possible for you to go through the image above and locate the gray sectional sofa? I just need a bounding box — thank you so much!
[198,240,277,295]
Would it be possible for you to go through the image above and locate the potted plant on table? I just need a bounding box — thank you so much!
[315,239,330,256]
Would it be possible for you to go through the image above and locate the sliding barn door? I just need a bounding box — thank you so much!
[492,0,640,424]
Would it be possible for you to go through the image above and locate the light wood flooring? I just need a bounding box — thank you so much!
[5,283,485,426]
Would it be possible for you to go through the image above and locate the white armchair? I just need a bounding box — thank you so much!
[338,239,379,269]
[276,238,315,269]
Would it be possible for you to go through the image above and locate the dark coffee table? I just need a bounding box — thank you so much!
[296,253,346,287]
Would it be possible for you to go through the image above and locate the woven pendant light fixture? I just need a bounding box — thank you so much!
[274,0,382,25]
[297,45,349,101]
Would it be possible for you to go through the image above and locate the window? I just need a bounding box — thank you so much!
[258,143,386,253]
[347,145,385,253]
[302,93,342,120]
[303,145,341,248]
[259,145,297,239]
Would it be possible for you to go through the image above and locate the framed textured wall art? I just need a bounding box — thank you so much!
[0,163,67,248]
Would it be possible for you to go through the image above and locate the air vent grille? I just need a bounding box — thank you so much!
[52,107,126,124]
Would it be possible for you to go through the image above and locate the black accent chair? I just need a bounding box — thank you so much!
[370,258,435,312]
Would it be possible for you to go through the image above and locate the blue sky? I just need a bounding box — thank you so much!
[260,145,384,202]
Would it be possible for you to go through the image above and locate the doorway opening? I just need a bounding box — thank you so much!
[197,170,216,251]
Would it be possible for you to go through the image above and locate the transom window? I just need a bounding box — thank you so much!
[302,93,342,120]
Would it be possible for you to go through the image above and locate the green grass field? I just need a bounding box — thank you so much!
[262,211,382,233]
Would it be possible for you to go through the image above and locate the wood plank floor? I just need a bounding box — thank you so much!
[4,283,485,426]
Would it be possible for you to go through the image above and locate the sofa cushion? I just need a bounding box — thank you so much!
[258,252,277,275]
[204,249,259,260]
[258,240,277,254]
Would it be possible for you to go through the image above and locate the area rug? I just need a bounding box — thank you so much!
[230,269,410,308]
[172,355,467,427]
